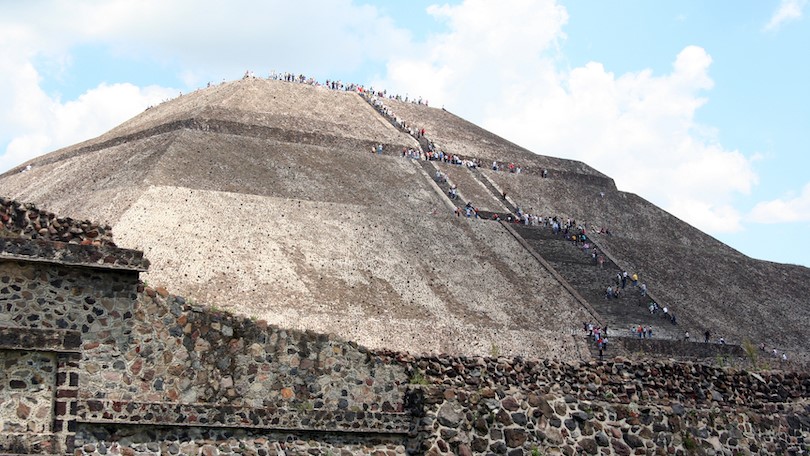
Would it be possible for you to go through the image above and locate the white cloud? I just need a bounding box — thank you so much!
[377,0,568,112]
[0,0,414,172]
[0,82,176,172]
[378,1,757,235]
[764,0,808,32]
[749,183,810,223]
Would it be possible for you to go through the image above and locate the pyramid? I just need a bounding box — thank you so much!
[1,77,808,363]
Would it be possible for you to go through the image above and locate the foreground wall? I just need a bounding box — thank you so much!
[1,215,808,455]
[403,355,809,455]
[0,238,410,455]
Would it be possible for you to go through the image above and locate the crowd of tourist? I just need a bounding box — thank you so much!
[363,93,536,178]
[762,344,790,363]
[584,322,609,359]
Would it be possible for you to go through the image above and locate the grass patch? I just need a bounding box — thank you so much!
[409,370,429,385]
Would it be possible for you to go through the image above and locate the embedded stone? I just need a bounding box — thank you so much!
[489,441,507,454]
[578,438,598,455]
[537,398,555,418]
[473,417,488,433]
[511,412,527,426]
[16,402,31,419]
[440,428,457,440]
[480,388,496,399]
[623,432,644,448]
[564,418,577,430]
[595,431,610,447]
[545,428,564,445]
[437,403,463,428]
[504,428,527,448]
[457,443,473,456]
[496,409,513,426]
[611,438,631,456]
[471,438,488,453]
[501,396,520,411]
[572,410,589,422]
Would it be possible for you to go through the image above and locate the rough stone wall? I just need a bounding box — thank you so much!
[0,259,408,410]
[72,426,408,456]
[392,354,809,454]
[416,388,808,455]
[0,198,114,246]
[0,350,56,433]
[0,245,411,454]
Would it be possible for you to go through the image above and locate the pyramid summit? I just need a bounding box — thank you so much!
[1,76,808,364]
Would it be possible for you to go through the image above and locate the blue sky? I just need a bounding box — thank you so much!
[0,0,808,267]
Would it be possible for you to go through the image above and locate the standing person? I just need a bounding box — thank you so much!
[684,331,690,342]
[704,330,711,343]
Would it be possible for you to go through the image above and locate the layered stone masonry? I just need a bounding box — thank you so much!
[414,386,809,455]
[0,256,409,434]
[5,117,411,177]
[72,425,409,456]
[77,400,409,434]
[386,354,808,410]
[0,350,56,433]
[391,354,809,454]
[0,326,81,455]
[0,237,148,272]
[0,198,114,246]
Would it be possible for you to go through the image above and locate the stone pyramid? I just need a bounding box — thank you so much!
[1,77,808,364]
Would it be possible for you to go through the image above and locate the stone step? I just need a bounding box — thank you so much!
[434,162,509,213]
[419,161,467,210]
[468,167,518,214]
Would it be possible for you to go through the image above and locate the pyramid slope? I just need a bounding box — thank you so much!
[0,131,178,224]
[103,78,417,149]
[112,185,591,358]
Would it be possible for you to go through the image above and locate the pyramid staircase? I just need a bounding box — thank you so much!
[360,92,706,358]
[511,225,683,340]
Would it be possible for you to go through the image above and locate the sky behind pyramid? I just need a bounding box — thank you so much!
[0,0,808,267]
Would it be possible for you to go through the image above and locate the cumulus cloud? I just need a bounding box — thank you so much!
[0,82,175,172]
[490,46,756,233]
[749,182,810,223]
[0,0,412,173]
[379,1,757,234]
[377,0,568,112]
[763,0,808,32]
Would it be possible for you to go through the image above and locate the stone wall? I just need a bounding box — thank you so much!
[415,387,808,455]
[0,326,81,455]
[1,232,808,455]
[0,237,411,454]
[398,355,808,454]
[0,198,114,246]
[0,350,56,433]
